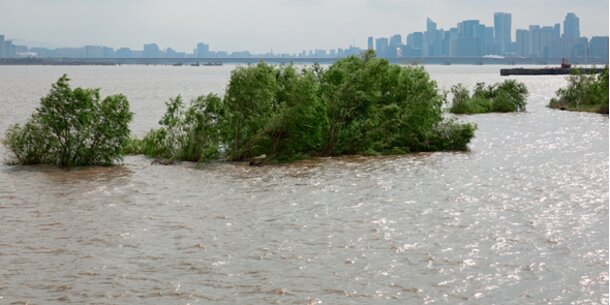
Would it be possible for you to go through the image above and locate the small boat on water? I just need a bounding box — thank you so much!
[203,62,223,66]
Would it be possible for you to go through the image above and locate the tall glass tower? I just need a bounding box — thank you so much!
[563,13,580,40]
[494,12,512,55]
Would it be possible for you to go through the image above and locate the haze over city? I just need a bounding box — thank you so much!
[0,0,608,53]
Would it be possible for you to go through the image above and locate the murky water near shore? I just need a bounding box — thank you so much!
[0,65,607,304]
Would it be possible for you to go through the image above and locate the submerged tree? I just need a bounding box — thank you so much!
[448,79,528,114]
[264,65,328,161]
[3,75,133,166]
[321,50,472,154]
[130,51,477,164]
[222,62,279,161]
[549,66,609,114]
[135,94,224,162]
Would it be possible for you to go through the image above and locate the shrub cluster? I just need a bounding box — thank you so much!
[3,75,133,166]
[448,80,528,114]
[133,51,476,163]
[548,66,609,114]
[126,94,224,162]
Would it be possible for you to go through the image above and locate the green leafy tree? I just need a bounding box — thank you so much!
[222,62,278,160]
[549,66,609,113]
[182,94,224,161]
[3,74,133,166]
[137,94,224,161]
[128,51,477,164]
[320,50,387,155]
[264,66,327,160]
[449,80,528,114]
[376,65,446,152]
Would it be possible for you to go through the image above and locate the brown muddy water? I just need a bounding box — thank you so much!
[0,65,607,304]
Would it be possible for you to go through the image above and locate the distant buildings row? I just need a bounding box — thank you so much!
[0,36,365,60]
[0,12,607,60]
[370,12,608,60]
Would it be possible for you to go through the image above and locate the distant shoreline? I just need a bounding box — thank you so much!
[0,57,608,66]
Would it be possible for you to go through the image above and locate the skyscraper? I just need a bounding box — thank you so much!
[590,36,609,58]
[494,12,512,55]
[367,37,374,50]
[515,29,530,57]
[196,42,210,57]
[563,13,580,40]
[424,18,437,56]
[375,37,389,58]
[0,34,4,58]
[143,43,161,58]
[457,20,484,57]
[388,34,402,58]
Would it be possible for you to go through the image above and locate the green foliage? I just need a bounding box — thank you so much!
[136,94,224,161]
[449,80,528,114]
[320,50,389,155]
[223,62,279,160]
[492,79,528,112]
[426,119,477,152]
[264,66,328,161]
[3,74,133,166]
[130,51,476,163]
[549,66,609,114]
[2,120,54,165]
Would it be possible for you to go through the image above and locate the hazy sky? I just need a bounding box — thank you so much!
[0,0,608,53]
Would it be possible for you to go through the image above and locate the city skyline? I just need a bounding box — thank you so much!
[0,0,608,54]
[1,11,607,62]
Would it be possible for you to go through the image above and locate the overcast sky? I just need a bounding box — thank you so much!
[0,0,607,53]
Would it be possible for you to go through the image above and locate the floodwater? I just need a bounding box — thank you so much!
[0,65,607,304]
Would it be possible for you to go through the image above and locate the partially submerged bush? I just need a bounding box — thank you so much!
[549,66,609,114]
[135,94,223,162]
[3,75,133,166]
[448,80,528,114]
[131,51,476,163]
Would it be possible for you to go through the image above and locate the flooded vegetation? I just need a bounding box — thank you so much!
[3,75,133,166]
[448,79,528,114]
[0,65,607,304]
[131,52,475,163]
[549,66,609,114]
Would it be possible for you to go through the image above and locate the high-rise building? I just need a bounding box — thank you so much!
[424,18,437,56]
[457,20,484,57]
[515,29,529,57]
[0,34,4,58]
[406,32,423,49]
[143,43,161,58]
[375,37,389,58]
[554,24,561,39]
[484,26,494,55]
[589,36,609,59]
[3,39,15,58]
[447,28,459,57]
[563,13,580,40]
[406,32,424,57]
[84,45,104,58]
[367,37,374,50]
[116,47,133,58]
[388,34,402,58]
[528,25,541,58]
[494,12,512,55]
[562,13,581,58]
[196,42,209,57]
[389,34,402,47]
[539,26,560,58]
